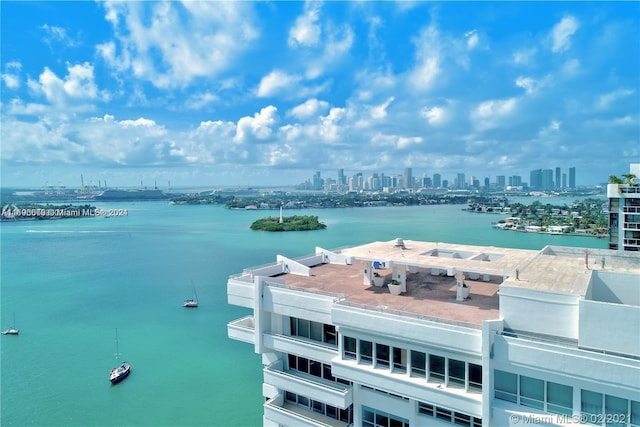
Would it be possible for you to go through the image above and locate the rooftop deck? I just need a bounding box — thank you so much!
[280,262,502,325]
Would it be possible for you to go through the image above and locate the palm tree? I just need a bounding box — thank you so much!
[622,173,637,185]
[609,175,624,184]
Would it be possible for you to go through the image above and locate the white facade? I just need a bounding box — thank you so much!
[227,240,640,427]
[608,162,640,252]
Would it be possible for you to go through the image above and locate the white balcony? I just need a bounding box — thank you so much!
[264,333,338,364]
[227,315,255,344]
[264,364,353,409]
[264,398,349,427]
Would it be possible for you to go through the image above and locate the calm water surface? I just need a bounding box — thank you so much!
[0,201,607,426]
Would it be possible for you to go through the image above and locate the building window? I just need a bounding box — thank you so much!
[547,382,572,416]
[468,363,482,392]
[360,340,373,365]
[288,354,350,385]
[290,317,337,346]
[581,390,603,424]
[284,392,352,424]
[411,350,426,378]
[631,400,640,427]
[418,400,482,427]
[429,354,445,383]
[494,370,517,403]
[362,406,409,427]
[520,376,544,410]
[605,395,628,427]
[344,336,356,360]
[448,359,465,388]
[323,324,337,345]
[393,347,407,374]
[376,343,390,369]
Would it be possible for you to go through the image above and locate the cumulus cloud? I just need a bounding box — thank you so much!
[97,1,258,89]
[288,2,322,47]
[234,106,278,143]
[288,98,330,120]
[27,62,106,108]
[421,105,447,125]
[550,16,579,53]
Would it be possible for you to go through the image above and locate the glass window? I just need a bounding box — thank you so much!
[322,363,335,382]
[361,340,373,364]
[363,408,375,427]
[326,405,337,419]
[429,354,445,383]
[298,395,309,407]
[290,317,297,336]
[418,402,434,416]
[323,324,337,345]
[468,363,482,392]
[393,347,407,373]
[411,350,426,378]
[310,321,323,342]
[298,319,310,339]
[309,360,321,377]
[376,412,389,427]
[448,359,465,388]
[344,336,356,360]
[288,353,297,370]
[376,343,390,369]
[285,391,296,402]
[454,412,471,426]
[298,357,309,373]
[605,395,628,427]
[547,382,572,416]
[436,407,452,422]
[582,390,603,424]
[494,370,517,403]
[312,399,324,414]
[520,376,544,410]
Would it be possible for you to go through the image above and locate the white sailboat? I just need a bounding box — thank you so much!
[109,328,131,384]
[2,313,19,335]
[183,281,199,308]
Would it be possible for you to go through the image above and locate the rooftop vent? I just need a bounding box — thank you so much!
[394,238,406,249]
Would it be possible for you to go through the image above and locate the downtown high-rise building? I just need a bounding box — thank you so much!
[569,167,576,189]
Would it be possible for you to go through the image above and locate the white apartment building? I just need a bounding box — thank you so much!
[227,239,640,427]
[608,163,640,252]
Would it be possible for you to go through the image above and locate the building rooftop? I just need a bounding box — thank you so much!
[263,239,640,326]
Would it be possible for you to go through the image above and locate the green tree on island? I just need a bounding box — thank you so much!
[250,215,327,232]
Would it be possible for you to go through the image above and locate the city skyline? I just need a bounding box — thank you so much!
[1,2,638,188]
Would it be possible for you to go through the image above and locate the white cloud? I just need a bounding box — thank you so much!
[408,25,441,91]
[465,29,479,50]
[598,89,635,109]
[234,106,278,143]
[421,105,446,125]
[550,16,579,53]
[562,58,580,76]
[256,70,303,98]
[512,48,537,66]
[471,97,517,130]
[289,98,330,120]
[97,1,258,89]
[319,107,346,142]
[40,24,78,48]
[397,136,423,150]
[288,2,322,47]
[27,62,105,108]
[369,97,394,120]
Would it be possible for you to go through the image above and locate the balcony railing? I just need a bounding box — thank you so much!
[264,397,348,427]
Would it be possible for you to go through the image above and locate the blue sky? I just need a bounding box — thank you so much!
[1,1,638,189]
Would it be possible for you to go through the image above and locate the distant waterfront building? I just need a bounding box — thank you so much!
[313,172,323,191]
[569,167,576,189]
[433,174,442,188]
[541,169,554,191]
[562,173,567,189]
[442,179,449,189]
[338,169,345,186]
[456,173,466,190]
[608,163,640,251]
[227,239,639,427]
[555,167,561,190]
[496,176,506,190]
[405,168,413,190]
[530,169,542,190]
[509,175,522,187]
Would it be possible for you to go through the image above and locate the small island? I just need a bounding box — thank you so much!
[250,215,327,232]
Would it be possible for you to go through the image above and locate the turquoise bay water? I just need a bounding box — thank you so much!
[0,201,607,426]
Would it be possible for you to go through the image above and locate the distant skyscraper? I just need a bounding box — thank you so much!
[338,169,345,186]
[433,173,442,188]
[496,175,506,189]
[542,169,554,191]
[569,167,576,189]
[562,173,567,188]
[313,171,322,190]
[555,167,561,190]
[456,173,466,190]
[484,177,490,191]
[404,168,413,189]
[442,179,449,188]
[530,169,542,190]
